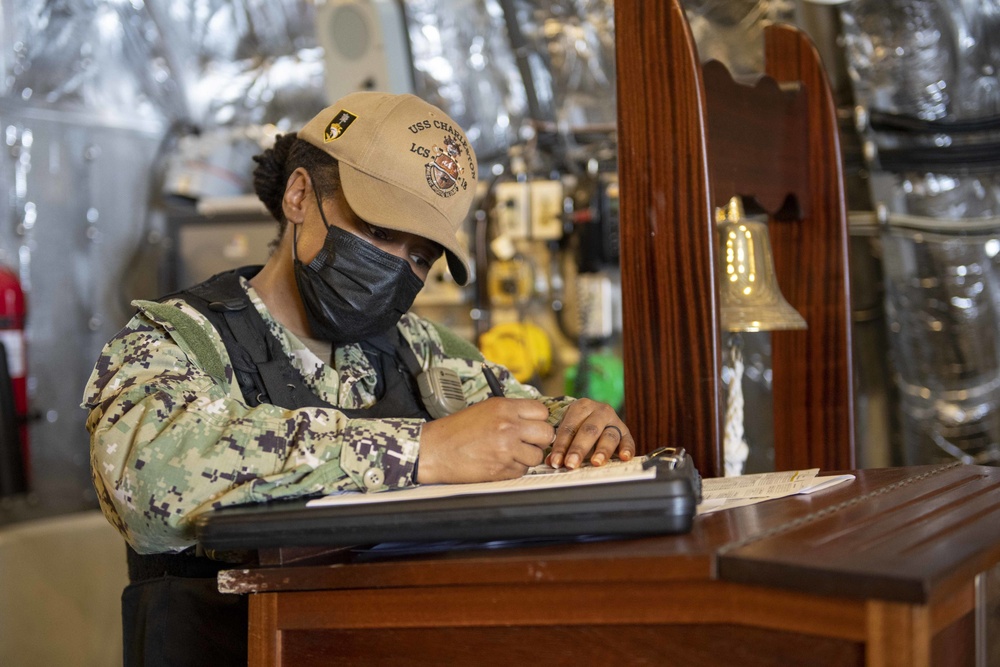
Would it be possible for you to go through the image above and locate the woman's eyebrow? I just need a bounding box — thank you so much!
[423,241,444,258]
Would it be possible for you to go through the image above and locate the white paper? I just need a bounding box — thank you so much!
[696,470,855,515]
[700,468,821,500]
[307,458,655,508]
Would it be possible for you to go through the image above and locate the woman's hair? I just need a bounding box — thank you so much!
[251,132,342,243]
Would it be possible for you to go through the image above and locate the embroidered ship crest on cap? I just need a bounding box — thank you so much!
[425,135,465,198]
[324,110,358,142]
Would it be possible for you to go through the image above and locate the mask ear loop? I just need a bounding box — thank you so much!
[292,223,301,263]
[310,175,335,231]
[292,172,334,265]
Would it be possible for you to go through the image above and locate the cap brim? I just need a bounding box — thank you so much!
[338,163,472,286]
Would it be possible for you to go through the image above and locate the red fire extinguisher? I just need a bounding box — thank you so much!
[0,265,28,492]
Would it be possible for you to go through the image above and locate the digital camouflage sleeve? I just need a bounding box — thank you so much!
[82,282,573,554]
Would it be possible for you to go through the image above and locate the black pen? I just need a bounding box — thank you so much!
[482,364,505,397]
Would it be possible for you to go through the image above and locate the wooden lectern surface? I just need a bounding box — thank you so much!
[220,464,1000,667]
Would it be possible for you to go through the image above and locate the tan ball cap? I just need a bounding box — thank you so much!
[298,92,478,285]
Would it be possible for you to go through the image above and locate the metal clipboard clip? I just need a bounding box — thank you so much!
[642,446,687,470]
[642,446,702,503]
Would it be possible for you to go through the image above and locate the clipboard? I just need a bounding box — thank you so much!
[195,449,701,551]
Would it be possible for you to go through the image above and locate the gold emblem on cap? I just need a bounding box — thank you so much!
[324,109,358,142]
[425,135,466,198]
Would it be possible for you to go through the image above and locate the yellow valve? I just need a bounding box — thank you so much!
[479,322,553,383]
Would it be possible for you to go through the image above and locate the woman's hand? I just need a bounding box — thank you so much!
[416,398,554,484]
[547,398,635,469]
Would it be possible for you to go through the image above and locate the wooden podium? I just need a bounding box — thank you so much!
[220,464,1000,666]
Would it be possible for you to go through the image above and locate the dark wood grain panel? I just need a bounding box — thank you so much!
[764,24,855,472]
[278,625,863,667]
[615,0,722,473]
[264,581,864,636]
[703,60,810,219]
[248,593,279,667]
[718,465,1000,603]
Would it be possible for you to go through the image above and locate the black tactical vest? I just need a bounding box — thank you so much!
[176,266,431,419]
[124,266,438,665]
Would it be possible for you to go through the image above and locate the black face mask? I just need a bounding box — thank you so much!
[293,194,423,344]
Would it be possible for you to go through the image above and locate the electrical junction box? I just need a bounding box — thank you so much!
[529,179,564,240]
[493,180,564,241]
[494,181,531,240]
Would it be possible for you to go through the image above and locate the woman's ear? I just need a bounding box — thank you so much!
[281,168,311,225]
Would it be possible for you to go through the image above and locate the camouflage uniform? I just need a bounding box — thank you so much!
[83,279,572,555]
